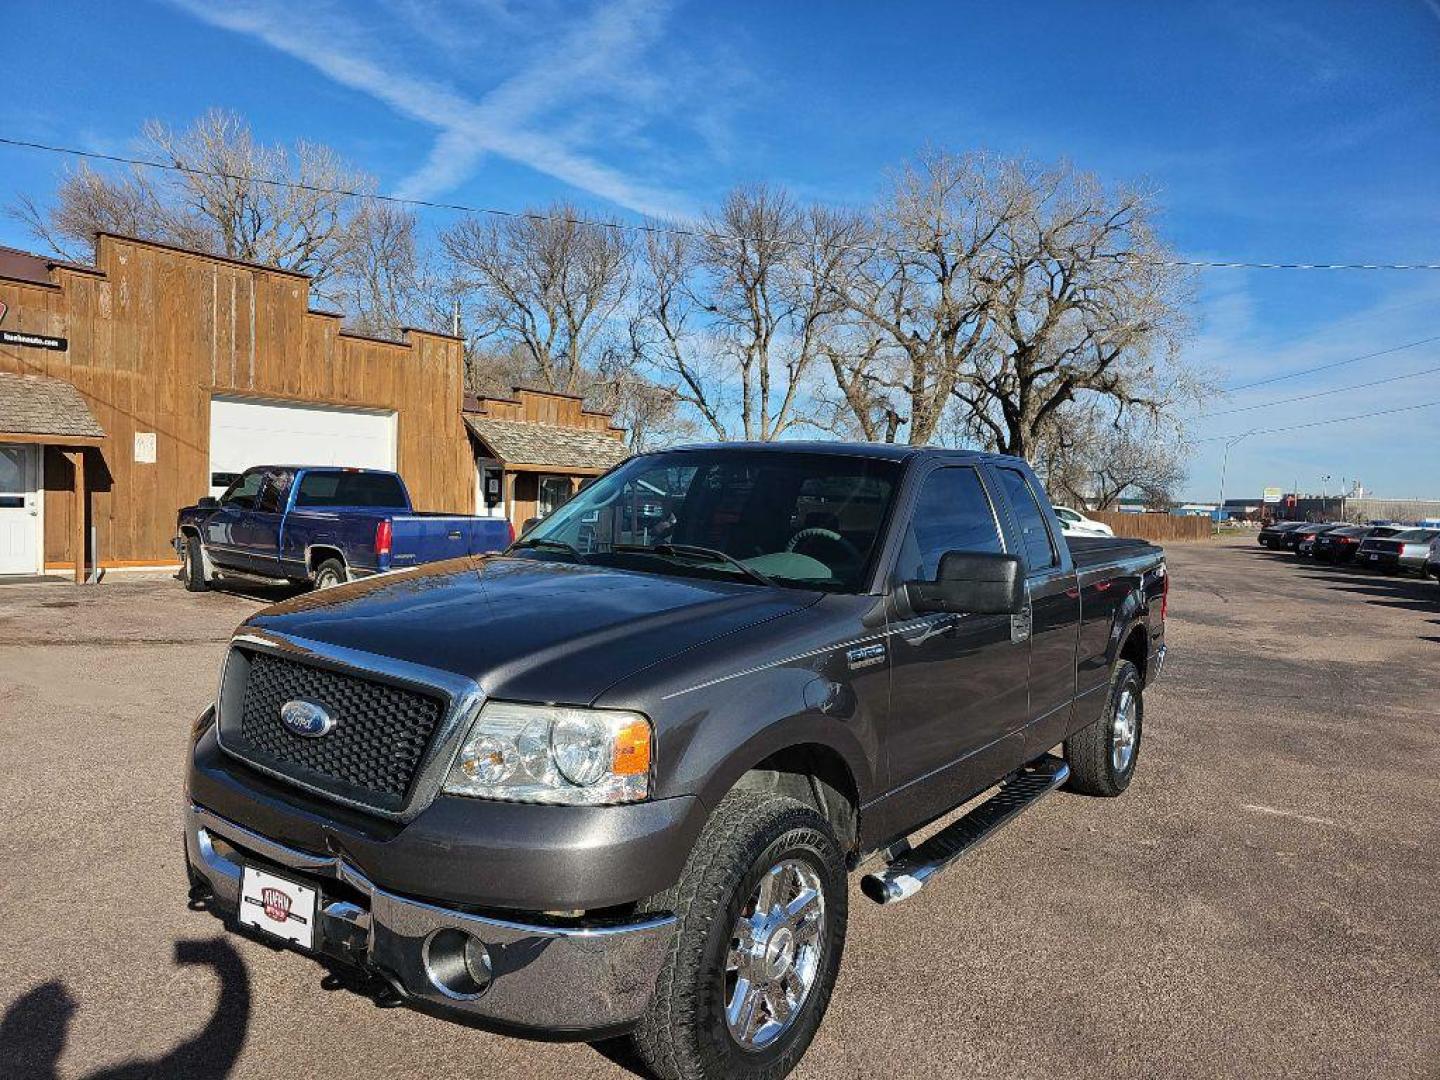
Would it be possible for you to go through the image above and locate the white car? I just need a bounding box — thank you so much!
[1053,505,1115,537]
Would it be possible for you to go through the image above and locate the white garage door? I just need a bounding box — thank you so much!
[209,396,397,495]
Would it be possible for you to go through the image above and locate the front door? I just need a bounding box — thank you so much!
[883,464,1031,829]
[202,468,267,571]
[0,444,41,575]
[229,470,291,577]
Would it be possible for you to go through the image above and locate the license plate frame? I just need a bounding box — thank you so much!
[239,866,317,950]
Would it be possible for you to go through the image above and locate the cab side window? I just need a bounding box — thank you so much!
[893,467,1004,584]
[994,467,1058,570]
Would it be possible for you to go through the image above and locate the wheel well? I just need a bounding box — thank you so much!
[307,547,345,572]
[1119,625,1148,681]
[735,744,859,853]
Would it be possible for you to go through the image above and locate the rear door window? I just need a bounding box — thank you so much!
[893,467,1004,583]
[994,467,1059,571]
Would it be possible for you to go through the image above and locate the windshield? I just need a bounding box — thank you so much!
[517,449,902,592]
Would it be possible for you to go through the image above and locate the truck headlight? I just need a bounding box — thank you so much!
[443,702,652,805]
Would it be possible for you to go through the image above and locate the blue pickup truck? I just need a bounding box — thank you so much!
[174,466,511,591]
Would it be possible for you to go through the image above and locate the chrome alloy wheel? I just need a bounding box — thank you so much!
[1112,686,1138,772]
[724,858,826,1051]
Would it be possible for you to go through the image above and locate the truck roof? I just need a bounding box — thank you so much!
[252,465,397,474]
[658,440,1029,468]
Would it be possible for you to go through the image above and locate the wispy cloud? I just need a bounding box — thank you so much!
[164,0,709,218]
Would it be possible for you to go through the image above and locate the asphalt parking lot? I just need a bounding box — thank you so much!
[2,537,1437,1079]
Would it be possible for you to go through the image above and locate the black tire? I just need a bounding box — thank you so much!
[312,558,347,590]
[181,534,208,592]
[629,790,847,1080]
[1064,659,1142,797]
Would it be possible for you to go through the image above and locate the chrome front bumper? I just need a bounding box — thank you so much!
[184,803,676,1036]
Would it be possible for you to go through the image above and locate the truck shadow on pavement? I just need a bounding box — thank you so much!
[1288,562,1439,620]
[0,938,249,1080]
[206,580,309,604]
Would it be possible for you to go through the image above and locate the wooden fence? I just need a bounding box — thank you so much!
[1087,511,1213,542]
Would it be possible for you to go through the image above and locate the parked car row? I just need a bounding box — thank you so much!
[1258,519,1440,578]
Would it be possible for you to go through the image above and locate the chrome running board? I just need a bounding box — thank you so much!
[861,754,1070,904]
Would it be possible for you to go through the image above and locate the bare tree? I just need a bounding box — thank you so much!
[441,203,632,394]
[330,200,422,340]
[830,150,1196,454]
[10,164,181,262]
[142,110,365,284]
[630,227,731,436]
[951,160,1193,459]
[632,186,851,440]
[587,344,696,451]
[1031,403,1188,510]
[831,150,1023,444]
[11,110,367,287]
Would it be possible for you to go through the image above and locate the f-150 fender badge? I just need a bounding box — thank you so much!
[1011,604,1033,643]
[846,642,887,669]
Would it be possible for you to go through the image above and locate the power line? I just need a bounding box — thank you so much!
[1194,399,1440,443]
[1224,334,1440,391]
[4,134,1440,272]
[1200,361,1440,417]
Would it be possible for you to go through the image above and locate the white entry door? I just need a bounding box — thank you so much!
[208,396,398,496]
[0,444,41,575]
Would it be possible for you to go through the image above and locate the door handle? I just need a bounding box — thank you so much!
[1011,603,1033,643]
[447,530,462,540]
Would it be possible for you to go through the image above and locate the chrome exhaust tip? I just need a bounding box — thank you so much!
[859,870,924,905]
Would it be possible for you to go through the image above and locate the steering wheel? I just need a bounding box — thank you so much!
[786,527,863,563]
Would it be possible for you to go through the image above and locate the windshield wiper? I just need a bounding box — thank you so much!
[611,543,777,587]
[510,537,588,562]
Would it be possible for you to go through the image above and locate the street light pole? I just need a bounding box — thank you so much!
[1218,430,1255,523]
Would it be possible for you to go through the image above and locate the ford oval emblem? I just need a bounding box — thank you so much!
[279,699,335,738]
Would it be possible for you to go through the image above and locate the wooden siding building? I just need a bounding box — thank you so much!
[0,235,475,576]
[464,388,629,529]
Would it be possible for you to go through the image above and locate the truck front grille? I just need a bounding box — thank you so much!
[222,650,446,813]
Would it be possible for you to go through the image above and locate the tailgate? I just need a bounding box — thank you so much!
[388,515,510,565]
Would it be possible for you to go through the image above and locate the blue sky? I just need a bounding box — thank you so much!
[4,0,1439,499]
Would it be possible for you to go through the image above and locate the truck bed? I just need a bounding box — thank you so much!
[1065,534,1160,569]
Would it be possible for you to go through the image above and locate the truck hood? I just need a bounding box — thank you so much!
[244,555,819,705]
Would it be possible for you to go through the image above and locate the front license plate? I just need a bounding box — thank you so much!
[239,866,317,949]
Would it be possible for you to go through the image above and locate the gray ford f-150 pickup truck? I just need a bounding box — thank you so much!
[183,442,1167,1080]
